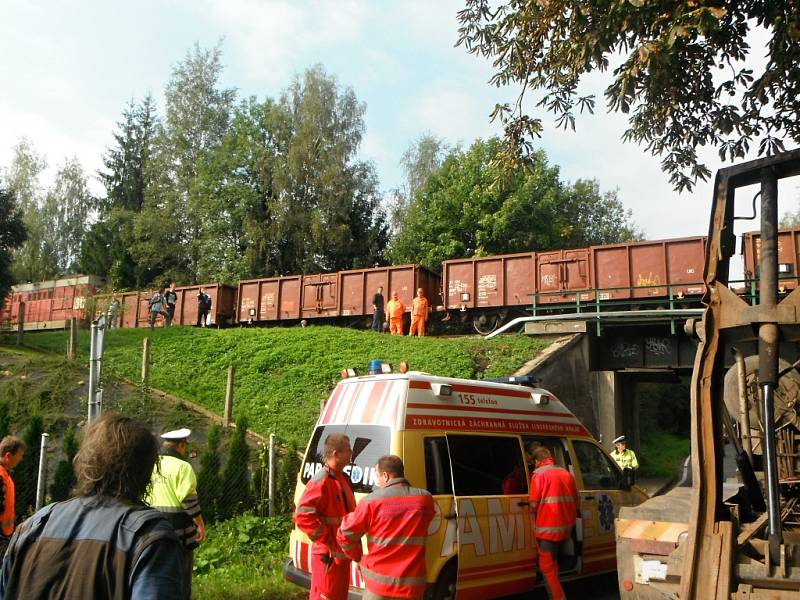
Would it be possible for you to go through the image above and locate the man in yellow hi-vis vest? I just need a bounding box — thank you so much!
[146,428,205,600]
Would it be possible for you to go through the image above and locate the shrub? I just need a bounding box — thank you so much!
[50,427,79,502]
[219,417,252,520]
[197,423,223,523]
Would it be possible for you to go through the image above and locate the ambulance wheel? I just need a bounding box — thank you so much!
[430,562,457,600]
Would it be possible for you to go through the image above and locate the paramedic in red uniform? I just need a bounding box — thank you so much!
[337,455,434,600]
[385,291,406,336]
[408,288,429,337]
[529,446,580,600]
[295,433,356,600]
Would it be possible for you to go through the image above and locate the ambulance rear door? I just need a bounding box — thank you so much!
[445,433,536,599]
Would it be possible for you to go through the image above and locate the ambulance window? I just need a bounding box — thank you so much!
[573,441,621,489]
[300,425,391,494]
[447,435,526,496]
[424,437,453,495]
[522,437,569,468]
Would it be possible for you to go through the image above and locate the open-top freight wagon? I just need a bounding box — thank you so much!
[0,275,104,331]
[442,236,708,333]
[237,264,441,328]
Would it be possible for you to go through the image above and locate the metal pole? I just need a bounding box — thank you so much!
[733,348,753,462]
[35,433,50,510]
[268,433,275,517]
[16,301,24,346]
[142,337,151,383]
[758,166,782,563]
[68,317,78,360]
[224,365,235,427]
[87,314,107,424]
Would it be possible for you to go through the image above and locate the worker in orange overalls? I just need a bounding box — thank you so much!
[530,446,580,600]
[385,291,406,336]
[294,433,357,600]
[408,288,429,337]
[337,455,435,600]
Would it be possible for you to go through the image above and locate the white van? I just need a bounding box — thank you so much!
[284,371,648,599]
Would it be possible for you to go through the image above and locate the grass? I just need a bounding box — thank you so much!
[193,514,304,600]
[24,326,553,445]
[639,431,690,479]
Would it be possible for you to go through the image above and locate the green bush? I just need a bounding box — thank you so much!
[219,418,252,520]
[17,414,44,518]
[50,427,79,501]
[197,423,223,523]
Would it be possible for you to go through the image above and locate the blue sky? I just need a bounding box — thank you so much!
[1,0,796,241]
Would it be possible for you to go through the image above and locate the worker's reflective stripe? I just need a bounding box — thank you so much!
[322,516,342,525]
[539,496,577,505]
[309,525,326,541]
[296,505,316,514]
[340,541,359,551]
[340,528,360,541]
[534,465,558,474]
[367,535,427,546]
[331,550,348,560]
[534,524,574,534]
[361,567,427,586]
[0,519,12,528]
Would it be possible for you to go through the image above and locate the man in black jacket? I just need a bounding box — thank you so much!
[0,413,183,599]
[196,288,212,327]
[371,286,385,332]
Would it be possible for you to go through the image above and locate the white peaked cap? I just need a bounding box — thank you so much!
[161,428,192,440]
[613,435,626,444]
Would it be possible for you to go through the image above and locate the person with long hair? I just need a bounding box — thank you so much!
[0,413,184,599]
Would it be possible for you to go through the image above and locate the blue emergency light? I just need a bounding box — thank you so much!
[368,359,393,375]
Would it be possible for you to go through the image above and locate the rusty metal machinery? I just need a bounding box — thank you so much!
[616,149,800,599]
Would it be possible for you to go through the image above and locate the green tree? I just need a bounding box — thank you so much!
[390,134,449,239]
[45,158,92,274]
[276,441,301,515]
[389,137,637,270]
[6,139,57,282]
[264,65,389,275]
[50,427,79,501]
[88,96,158,288]
[0,185,27,301]
[16,414,44,519]
[196,423,223,523]
[457,1,800,192]
[219,418,252,520]
[0,400,11,441]
[136,43,235,284]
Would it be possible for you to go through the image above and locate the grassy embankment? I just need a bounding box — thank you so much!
[24,326,552,599]
[26,326,552,444]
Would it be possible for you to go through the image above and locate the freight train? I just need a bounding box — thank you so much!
[3,228,798,334]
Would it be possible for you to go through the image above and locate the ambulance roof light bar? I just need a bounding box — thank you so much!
[486,375,540,388]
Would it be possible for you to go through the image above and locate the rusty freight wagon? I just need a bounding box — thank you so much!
[95,283,236,328]
[442,252,537,334]
[237,264,440,327]
[0,275,103,331]
[742,226,800,293]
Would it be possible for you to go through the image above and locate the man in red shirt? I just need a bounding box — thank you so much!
[295,433,356,600]
[337,455,434,600]
[529,447,580,600]
[385,291,406,336]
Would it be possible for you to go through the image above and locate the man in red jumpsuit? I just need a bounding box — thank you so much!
[408,288,429,337]
[529,446,580,600]
[337,455,434,600]
[295,433,356,600]
[385,291,406,336]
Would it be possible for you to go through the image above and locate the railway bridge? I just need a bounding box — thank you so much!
[505,309,702,452]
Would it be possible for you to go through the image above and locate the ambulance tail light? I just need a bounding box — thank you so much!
[432,383,453,397]
[340,368,358,378]
[531,392,551,405]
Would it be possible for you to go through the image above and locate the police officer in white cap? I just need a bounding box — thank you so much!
[145,428,205,600]
[610,435,639,483]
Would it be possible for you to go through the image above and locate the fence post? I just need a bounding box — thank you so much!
[142,337,151,383]
[67,317,78,360]
[35,432,50,510]
[16,301,24,346]
[268,433,275,517]
[224,364,235,427]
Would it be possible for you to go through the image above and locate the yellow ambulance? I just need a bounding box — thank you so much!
[284,368,648,599]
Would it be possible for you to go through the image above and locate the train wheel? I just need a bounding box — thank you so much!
[472,313,501,335]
